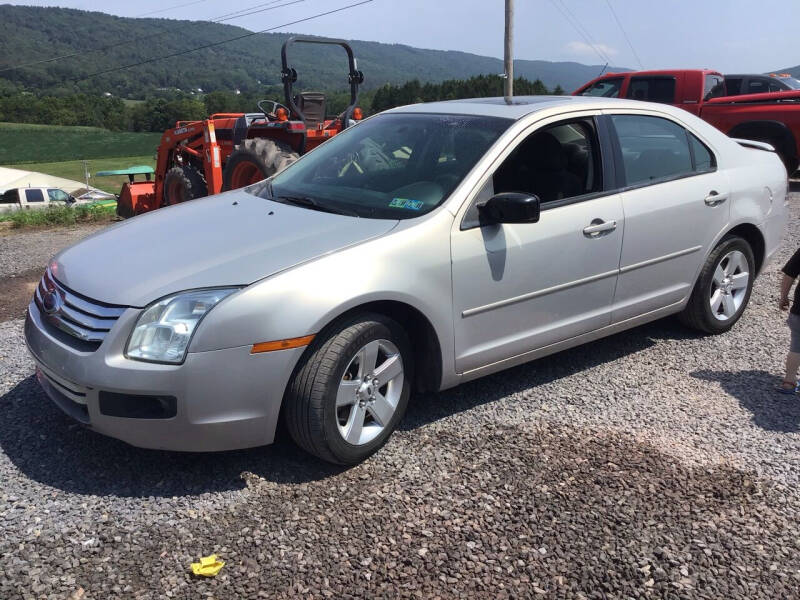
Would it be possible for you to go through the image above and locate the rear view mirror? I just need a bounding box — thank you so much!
[478,192,540,225]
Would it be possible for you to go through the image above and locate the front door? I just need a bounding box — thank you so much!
[451,117,624,374]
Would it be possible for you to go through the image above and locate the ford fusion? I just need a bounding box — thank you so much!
[25,96,787,464]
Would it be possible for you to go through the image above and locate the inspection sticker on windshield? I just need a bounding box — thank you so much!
[389,198,423,210]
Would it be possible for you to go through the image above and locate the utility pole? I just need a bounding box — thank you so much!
[504,0,514,104]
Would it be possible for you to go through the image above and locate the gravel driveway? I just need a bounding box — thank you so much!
[2,197,800,599]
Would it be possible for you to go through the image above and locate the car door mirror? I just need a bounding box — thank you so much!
[478,192,540,225]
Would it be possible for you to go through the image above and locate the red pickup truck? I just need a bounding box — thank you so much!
[574,69,800,173]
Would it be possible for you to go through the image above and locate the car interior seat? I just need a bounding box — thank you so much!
[526,131,582,202]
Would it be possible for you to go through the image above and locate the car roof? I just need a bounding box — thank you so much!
[10,186,61,191]
[387,95,664,121]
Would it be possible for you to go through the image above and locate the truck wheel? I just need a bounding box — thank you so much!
[284,313,412,465]
[163,166,207,206]
[679,236,755,334]
[222,139,299,191]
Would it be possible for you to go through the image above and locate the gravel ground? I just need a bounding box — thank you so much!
[0,223,106,278]
[2,197,800,598]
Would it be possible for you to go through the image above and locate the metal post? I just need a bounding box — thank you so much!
[83,160,89,189]
[504,0,514,104]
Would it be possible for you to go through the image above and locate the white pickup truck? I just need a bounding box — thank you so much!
[0,187,77,213]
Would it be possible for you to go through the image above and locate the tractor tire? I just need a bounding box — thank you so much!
[163,165,207,206]
[222,138,299,192]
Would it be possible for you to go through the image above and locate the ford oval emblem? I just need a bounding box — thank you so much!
[42,290,62,315]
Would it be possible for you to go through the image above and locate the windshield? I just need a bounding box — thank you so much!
[257,112,512,219]
[782,77,800,90]
[579,77,623,97]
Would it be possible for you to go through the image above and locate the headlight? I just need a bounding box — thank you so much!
[126,288,239,364]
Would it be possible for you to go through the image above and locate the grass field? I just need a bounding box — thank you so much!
[9,155,156,194]
[0,122,160,164]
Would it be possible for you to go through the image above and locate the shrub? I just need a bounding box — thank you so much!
[6,203,116,228]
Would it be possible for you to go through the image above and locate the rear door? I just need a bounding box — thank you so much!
[606,112,729,322]
[0,189,20,213]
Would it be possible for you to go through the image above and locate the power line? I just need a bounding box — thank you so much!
[0,0,305,73]
[135,0,208,18]
[212,0,286,21]
[604,0,643,69]
[548,0,612,65]
[215,0,305,22]
[556,0,613,64]
[72,0,374,82]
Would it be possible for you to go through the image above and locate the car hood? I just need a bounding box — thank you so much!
[51,191,399,307]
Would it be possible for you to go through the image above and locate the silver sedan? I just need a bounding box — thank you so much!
[25,96,787,464]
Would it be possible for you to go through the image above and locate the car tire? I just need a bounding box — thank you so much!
[222,139,299,191]
[284,314,412,465]
[679,236,755,334]
[163,165,207,206]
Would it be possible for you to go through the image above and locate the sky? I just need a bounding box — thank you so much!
[10,0,800,72]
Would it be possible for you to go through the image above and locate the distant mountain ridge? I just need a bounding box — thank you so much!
[0,5,630,97]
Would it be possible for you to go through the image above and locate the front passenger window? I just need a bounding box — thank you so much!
[493,120,601,204]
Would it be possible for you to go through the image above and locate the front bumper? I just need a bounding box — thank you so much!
[24,300,305,452]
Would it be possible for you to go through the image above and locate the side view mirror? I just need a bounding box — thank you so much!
[478,192,540,225]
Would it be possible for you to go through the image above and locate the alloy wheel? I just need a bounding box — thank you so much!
[709,249,749,321]
[336,339,404,446]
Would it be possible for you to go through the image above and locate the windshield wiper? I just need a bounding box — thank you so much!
[273,194,360,218]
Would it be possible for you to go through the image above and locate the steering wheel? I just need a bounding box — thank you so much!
[257,99,291,120]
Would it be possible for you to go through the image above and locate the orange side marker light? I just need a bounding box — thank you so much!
[251,335,315,354]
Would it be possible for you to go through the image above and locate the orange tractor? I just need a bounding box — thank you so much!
[117,36,365,217]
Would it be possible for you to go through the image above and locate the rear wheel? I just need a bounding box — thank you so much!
[680,236,755,334]
[222,138,299,191]
[163,165,207,206]
[284,314,412,465]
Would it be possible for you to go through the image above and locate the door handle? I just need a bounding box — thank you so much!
[583,219,617,237]
[704,190,728,206]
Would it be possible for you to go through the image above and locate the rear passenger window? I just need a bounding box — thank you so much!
[25,189,45,203]
[748,79,768,94]
[626,77,676,104]
[725,78,742,95]
[611,115,693,186]
[1,190,18,204]
[689,134,715,172]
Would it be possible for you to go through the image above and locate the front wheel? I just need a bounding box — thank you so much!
[222,138,299,191]
[163,165,207,206]
[284,314,412,465]
[680,236,755,334]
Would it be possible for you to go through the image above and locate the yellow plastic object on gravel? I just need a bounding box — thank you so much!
[190,554,225,577]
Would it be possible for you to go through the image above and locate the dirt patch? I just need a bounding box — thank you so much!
[0,268,42,322]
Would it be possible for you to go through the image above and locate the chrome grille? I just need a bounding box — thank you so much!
[34,268,127,346]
